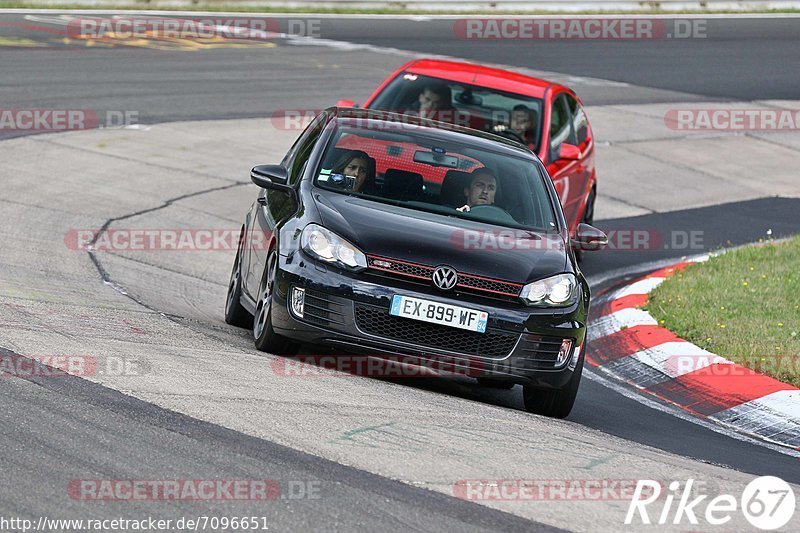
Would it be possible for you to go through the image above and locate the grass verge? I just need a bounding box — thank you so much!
[647,236,800,387]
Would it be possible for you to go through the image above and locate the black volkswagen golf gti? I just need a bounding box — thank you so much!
[225,108,607,418]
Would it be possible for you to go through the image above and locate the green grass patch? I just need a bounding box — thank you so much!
[2,3,800,14]
[647,236,800,387]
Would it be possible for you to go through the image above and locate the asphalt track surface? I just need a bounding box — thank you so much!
[1,11,800,531]
[1,14,800,135]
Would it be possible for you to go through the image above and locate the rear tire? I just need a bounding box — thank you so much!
[224,230,252,328]
[522,347,584,418]
[253,250,298,355]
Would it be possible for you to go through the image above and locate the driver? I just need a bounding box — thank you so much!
[493,105,535,147]
[456,169,497,212]
[330,149,375,192]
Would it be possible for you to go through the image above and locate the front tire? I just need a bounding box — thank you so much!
[522,346,584,418]
[224,231,252,328]
[253,250,297,355]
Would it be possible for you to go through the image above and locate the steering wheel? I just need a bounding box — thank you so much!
[495,129,527,145]
[467,204,517,224]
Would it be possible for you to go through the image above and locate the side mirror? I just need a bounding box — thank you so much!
[559,143,581,161]
[571,223,608,251]
[335,99,358,108]
[251,165,289,190]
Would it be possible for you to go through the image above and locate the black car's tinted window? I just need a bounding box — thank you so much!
[282,113,326,185]
[313,122,558,232]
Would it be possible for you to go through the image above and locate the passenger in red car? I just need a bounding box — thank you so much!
[406,83,456,121]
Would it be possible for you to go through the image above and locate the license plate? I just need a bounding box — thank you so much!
[389,295,487,333]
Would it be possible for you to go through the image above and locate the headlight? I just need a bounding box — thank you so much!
[301,224,367,271]
[519,273,578,307]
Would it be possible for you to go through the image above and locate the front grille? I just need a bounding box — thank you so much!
[366,254,523,299]
[354,303,519,358]
[368,256,434,280]
[516,334,569,369]
[458,273,522,296]
[301,289,346,327]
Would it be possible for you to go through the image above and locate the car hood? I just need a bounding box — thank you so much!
[312,191,567,283]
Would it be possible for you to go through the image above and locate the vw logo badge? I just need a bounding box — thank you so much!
[432,266,458,291]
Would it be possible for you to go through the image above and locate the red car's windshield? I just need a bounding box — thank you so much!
[367,72,544,152]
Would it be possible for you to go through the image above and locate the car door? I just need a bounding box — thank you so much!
[565,93,595,227]
[544,93,585,232]
[242,114,325,298]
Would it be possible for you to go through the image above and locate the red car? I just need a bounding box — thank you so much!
[337,58,597,233]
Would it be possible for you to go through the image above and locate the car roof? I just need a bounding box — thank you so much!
[402,59,564,99]
[328,107,539,161]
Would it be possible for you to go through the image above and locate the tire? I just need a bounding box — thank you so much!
[476,377,515,390]
[253,250,298,355]
[522,347,584,418]
[224,230,252,328]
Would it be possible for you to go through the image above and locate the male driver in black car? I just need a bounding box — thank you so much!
[456,169,497,212]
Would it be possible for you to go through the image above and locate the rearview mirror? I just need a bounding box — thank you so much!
[251,165,289,189]
[413,150,459,168]
[559,143,581,161]
[336,99,358,108]
[571,223,608,251]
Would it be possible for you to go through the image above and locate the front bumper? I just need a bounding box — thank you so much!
[271,252,587,388]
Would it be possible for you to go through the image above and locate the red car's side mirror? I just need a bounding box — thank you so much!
[559,143,581,161]
[336,99,358,108]
[571,223,608,251]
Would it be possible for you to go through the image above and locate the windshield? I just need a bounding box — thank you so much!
[368,72,544,152]
[313,120,558,232]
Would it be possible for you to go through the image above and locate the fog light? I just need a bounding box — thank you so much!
[555,339,574,367]
[569,342,583,370]
[290,287,305,318]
